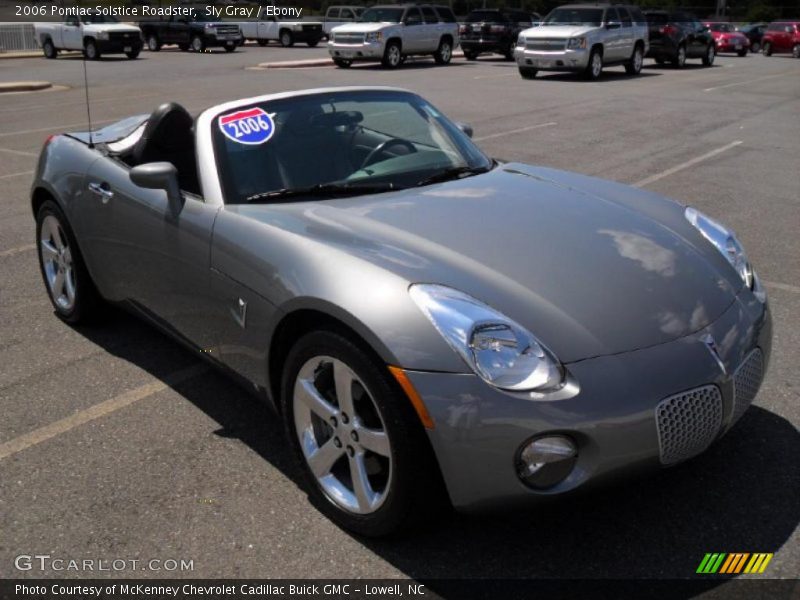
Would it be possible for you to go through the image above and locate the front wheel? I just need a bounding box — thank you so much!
[433,38,452,65]
[146,34,161,52]
[673,43,686,68]
[381,41,402,68]
[625,44,643,75]
[793,44,800,58]
[702,43,715,66]
[125,49,140,59]
[43,39,57,59]
[224,44,236,53]
[333,58,352,68]
[280,30,294,48]
[585,48,603,79]
[191,35,205,52]
[36,200,102,324]
[518,66,537,79]
[281,330,446,537]
[83,39,100,60]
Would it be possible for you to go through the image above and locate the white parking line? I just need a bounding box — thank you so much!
[764,281,800,294]
[0,147,37,157]
[703,71,794,92]
[0,244,35,258]
[0,170,34,180]
[474,122,557,142]
[0,93,158,115]
[632,141,743,188]
[0,364,207,461]
[473,72,516,80]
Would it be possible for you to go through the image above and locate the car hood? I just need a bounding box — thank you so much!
[82,23,141,34]
[522,25,597,38]
[235,163,741,363]
[331,22,397,33]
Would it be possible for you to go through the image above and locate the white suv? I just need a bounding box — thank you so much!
[328,4,459,68]
[515,3,649,80]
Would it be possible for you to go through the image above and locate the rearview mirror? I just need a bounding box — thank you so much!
[456,122,474,138]
[130,162,183,214]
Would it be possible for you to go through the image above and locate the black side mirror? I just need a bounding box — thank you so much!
[130,162,184,214]
[455,122,473,138]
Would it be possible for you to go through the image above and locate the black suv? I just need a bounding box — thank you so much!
[460,8,533,60]
[643,10,715,67]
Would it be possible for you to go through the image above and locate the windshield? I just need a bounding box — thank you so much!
[360,7,404,23]
[212,90,491,204]
[543,8,603,26]
[80,14,119,24]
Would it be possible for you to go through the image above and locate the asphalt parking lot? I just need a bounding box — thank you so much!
[1,43,799,589]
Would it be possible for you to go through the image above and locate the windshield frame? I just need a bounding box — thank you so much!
[359,7,404,23]
[542,7,604,27]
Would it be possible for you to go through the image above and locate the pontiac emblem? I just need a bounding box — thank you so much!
[701,334,726,374]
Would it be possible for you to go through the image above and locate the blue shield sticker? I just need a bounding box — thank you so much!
[219,107,275,145]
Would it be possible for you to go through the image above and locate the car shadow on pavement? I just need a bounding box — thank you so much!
[72,309,799,593]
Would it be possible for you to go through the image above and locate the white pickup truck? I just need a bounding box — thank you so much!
[237,8,324,47]
[34,14,143,60]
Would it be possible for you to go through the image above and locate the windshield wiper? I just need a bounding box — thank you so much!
[414,164,492,188]
[245,181,398,203]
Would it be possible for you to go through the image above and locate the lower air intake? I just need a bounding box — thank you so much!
[731,348,764,426]
[656,385,723,465]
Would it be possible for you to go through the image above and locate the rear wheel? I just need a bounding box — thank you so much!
[280,30,294,47]
[625,44,643,75]
[83,39,100,60]
[518,66,537,79]
[333,58,352,68]
[702,43,715,66]
[281,330,445,537]
[673,43,686,68]
[585,47,603,79]
[42,39,57,59]
[433,38,452,65]
[146,34,161,52]
[763,42,772,56]
[382,41,402,68]
[125,49,140,59]
[191,35,204,52]
[793,44,800,58]
[36,200,102,324]
[750,41,760,53]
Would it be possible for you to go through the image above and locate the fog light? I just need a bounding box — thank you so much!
[516,435,577,489]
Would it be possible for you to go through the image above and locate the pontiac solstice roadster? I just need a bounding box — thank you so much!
[31,87,771,536]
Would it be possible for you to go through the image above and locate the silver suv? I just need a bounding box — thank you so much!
[515,3,649,80]
[328,4,459,69]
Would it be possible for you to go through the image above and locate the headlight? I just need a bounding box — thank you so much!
[409,284,564,392]
[516,35,525,46]
[205,23,215,31]
[685,207,754,290]
[365,32,383,43]
[293,24,303,31]
[566,37,586,49]
[97,31,109,40]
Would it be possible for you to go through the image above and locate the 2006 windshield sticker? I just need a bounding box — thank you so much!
[219,107,276,145]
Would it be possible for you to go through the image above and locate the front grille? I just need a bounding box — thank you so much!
[109,32,137,42]
[334,32,364,44]
[215,25,240,36]
[731,348,764,425]
[525,38,566,51]
[656,385,723,465]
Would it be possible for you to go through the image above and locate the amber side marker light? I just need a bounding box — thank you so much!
[388,366,435,430]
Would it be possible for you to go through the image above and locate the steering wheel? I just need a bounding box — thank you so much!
[360,138,417,170]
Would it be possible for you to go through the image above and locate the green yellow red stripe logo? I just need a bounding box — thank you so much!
[697,553,773,574]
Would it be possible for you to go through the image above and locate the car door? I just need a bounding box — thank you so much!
[402,7,424,52]
[259,14,278,40]
[63,16,82,49]
[170,16,190,45]
[420,6,440,50]
[603,8,622,61]
[616,7,634,59]
[84,157,220,352]
[687,18,706,57]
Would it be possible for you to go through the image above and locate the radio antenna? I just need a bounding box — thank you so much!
[82,51,94,148]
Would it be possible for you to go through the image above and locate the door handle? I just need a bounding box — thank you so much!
[88,181,114,204]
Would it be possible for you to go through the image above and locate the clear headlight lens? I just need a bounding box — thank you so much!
[409,284,564,392]
[365,32,383,42]
[567,37,586,49]
[685,207,754,290]
[516,35,525,46]
[97,31,109,40]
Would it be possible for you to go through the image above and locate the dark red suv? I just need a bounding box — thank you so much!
[762,21,800,57]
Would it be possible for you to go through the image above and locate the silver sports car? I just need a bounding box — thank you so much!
[31,87,771,536]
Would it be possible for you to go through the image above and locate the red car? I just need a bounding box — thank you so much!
[761,21,800,57]
[704,22,750,56]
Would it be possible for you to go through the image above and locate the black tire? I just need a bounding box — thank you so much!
[224,45,236,53]
[83,39,100,60]
[146,33,161,52]
[463,50,478,61]
[381,40,402,68]
[191,35,205,53]
[279,30,294,48]
[125,49,140,59]
[42,38,57,59]
[702,43,715,66]
[793,44,800,59]
[307,39,319,48]
[433,37,452,65]
[737,48,747,57]
[333,58,352,68]
[584,47,603,79]
[35,200,102,324]
[750,41,760,53]
[280,329,447,537]
[257,39,268,47]
[673,43,686,68]
[625,43,644,75]
[518,66,537,79]
[763,42,772,56]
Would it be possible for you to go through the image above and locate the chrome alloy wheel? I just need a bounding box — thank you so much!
[591,52,602,78]
[386,44,401,67]
[439,42,451,62]
[293,356,392,515]
[39,214,76,311]
[632,47,643,72]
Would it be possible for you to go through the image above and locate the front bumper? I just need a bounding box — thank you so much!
[96,39,143,54]
[515,47,589,71]
[461,38,510,54]
[409,289,771,511]
[716,40,748,52]
[327,40,385,61]
[204,34,243,47]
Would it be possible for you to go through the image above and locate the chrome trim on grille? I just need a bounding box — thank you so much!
[525,38,567,51]
[731,348,764,426]
[333,33,365,44]
[656,385,723,465]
